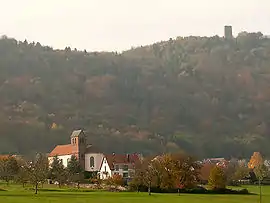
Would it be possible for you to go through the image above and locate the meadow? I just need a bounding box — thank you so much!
[0,184,270,203]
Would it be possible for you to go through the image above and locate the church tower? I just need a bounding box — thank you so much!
[70,129,86,168]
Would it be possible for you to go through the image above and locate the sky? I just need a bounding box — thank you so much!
[0,0,269,52]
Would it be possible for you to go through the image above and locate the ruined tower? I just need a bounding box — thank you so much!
[224,25,233,39]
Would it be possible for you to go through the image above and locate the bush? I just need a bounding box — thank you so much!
[132,185,249,194]
[207,188,249,194]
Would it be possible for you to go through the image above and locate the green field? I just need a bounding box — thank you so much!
[0,184,269,203]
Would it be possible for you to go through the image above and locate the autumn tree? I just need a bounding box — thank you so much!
[145,162,155,195]
[67,155,84,188]
[108,174,124,186]
[132,153,200,193]
[172,153,200,189]
[0,156,19,185]
[28,153,49,194]
[248,152,264,169]
[208,166,226,190]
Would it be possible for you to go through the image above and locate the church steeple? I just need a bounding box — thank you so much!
[70,129,86,168]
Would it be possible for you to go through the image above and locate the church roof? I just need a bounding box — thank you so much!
[85,145,101,153]
[48,144,73,157]
[0,155,10,160]
[70,129,84,138]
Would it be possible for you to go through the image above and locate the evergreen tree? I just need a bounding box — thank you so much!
[49,156,67,188]
[67,155,83,188]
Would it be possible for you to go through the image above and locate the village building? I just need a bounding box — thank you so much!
[48,130,104,172]
[99,153,141,181]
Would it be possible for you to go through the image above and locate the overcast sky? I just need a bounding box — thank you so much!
[0,0,269,51]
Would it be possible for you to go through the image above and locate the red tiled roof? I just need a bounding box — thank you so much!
[199,163,215,181]
[104,154,140,169]
[48,144,73,157]
[0,155,10,160]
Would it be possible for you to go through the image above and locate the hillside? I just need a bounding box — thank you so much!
[0,32,270,158]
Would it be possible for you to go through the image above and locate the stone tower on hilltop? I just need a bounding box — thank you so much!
[224,25,233,39]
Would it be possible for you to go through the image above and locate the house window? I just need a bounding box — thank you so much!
[115,164,119,171]
[105,166,107,172]
[90,156,95,168]
[123,173,128,178]
[123,165,128,171]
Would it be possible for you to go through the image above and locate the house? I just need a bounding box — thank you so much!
[199,163,215,184]
[99,153,140,180]
[0,154,23,161]
[48,130,104,172]
[0,155,10,160]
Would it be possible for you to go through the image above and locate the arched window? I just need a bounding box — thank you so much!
[90,156,94,168]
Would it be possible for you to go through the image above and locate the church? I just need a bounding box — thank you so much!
[48,130,104,172]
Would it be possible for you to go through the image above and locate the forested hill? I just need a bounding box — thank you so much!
[0,32,270,158]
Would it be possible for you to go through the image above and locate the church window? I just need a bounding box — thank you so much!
[90,156,95,168]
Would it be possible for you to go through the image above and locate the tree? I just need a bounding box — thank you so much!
[15,164,29,187]
[107,174,124,187]
[233,165,249,182]
[2,34,270,158]
[225,160,238,185]
[172,153,200,189]
[248,152,264,169]
[208,166,226,190]
[49,156,67,188]
[130,159,148,192]
[254,164,268,181]
[132,153,200,194]
[145,163,155,195]
[67,155,83,188]
[28,153,48,194]
[0,156,19,185]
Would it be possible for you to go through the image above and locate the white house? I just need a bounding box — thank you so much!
[99,156,112,179]
[99,153,140,180]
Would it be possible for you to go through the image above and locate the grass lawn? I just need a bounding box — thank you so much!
[0,184,270,203]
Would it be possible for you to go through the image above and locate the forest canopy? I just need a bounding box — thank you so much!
[0,32,270,158]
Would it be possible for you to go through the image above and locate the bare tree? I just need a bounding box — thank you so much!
[28,153,48,194]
